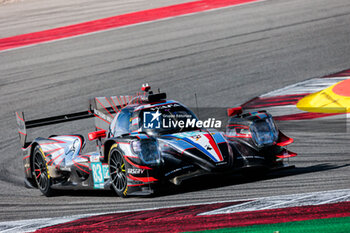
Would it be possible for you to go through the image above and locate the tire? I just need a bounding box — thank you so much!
[109,144,128,198]
[32,145,55,197]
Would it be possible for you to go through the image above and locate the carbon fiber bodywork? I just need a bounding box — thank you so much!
[16,91,296,197]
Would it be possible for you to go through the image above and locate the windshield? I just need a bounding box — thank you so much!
[137,105,198,135]
[110,107,133,136]
[250,117,278,147]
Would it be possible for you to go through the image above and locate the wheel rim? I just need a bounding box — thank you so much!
[33,152,49,190]
[110,151,127,192]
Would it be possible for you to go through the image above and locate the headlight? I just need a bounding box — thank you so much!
[131,140,142,154]
[131,140,160,165]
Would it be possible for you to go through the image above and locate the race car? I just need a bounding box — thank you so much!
[15,84,296,197]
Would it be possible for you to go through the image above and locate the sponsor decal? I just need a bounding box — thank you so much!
[91,162,104,189]
[174,132,224,162]
[149,103,180,111]
[191,134,202,141]
[164,165,194,176]
[90,156,100,162]
[60,167,71,171]
[68,139,79,154]
[216,161,228,166]
[16,117,26,132]
[127,168,145,174]
[102,164,110,179]
[94,109,113,123]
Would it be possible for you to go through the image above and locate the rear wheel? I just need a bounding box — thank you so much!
[109,145,128,198]
[32,145,55,197]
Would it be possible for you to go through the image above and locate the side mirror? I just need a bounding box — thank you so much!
[88,130,106,141]
[227,106,243,117]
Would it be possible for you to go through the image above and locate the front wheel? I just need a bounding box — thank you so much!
[32,145,55,197]
[109,145,128,198]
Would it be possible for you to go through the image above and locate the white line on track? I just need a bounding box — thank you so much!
[258,194,315,210]
[261,77,350,97]
[199,189,350,215]
[1,189,349,232]
[318,194,350,205]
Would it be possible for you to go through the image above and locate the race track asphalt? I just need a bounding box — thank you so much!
[0,0,349,221]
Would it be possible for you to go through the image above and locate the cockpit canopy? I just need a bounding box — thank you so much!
[109,101,198,137]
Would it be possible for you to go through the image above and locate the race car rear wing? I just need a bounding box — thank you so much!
[15,110,93,148]
[15,91,160,148]
[15,95,136,148]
